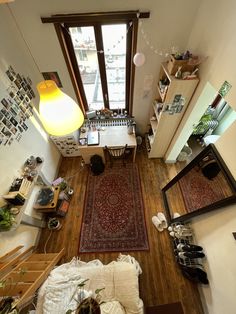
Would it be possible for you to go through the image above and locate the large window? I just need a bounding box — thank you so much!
[66,21,132,113]
[69,24,127,111]
[42,11,149,114]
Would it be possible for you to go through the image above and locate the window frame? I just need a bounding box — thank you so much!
[42,11,150,115]
[58,20,134,113]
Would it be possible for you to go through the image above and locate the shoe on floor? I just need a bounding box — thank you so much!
[177,243,203,252]
[181,265,209,285]
[173,212,181,218]
[152,216,164,232]
[178,251,205,259]
[157,212,168,229]
[169,231,175,237]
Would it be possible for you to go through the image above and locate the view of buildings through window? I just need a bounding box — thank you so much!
[70,24,126,111]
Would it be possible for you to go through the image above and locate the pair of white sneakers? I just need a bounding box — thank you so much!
[152,212,168,232]
[168,224,193,239]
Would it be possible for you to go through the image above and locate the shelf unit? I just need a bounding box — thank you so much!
[147,62,199,158]
[1,163,50,232]
[169,222,208,285]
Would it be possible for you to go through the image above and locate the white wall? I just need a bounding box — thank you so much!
[186,0,236,108]
[166,0,236,312]
[192,122,236,314]
[166,0,236,161]
[191,202,236,314]
[8,0,201,134]
[213,107,236,135]
[165,82,217,161]
[0,5,61,255]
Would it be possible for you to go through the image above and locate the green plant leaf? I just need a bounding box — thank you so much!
[0,206,15,231]
[0,279,6,288]
[18,268,27,276]
[66,310,73,314]
[95,288,105,295]
[77,278,89,287]
[99,301,106,305]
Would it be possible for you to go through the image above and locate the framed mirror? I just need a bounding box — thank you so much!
[162,144,236,223]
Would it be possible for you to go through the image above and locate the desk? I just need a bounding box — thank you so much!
[79,126,137,164]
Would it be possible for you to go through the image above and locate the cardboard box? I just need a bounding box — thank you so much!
[167,55,195,75]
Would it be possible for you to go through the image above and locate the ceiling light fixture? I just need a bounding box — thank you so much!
[37,80,84,136]
[7,4,84,136]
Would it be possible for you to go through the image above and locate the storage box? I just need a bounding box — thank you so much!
[167,55,195,75]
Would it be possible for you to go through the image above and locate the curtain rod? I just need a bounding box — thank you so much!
[41,11,150,24]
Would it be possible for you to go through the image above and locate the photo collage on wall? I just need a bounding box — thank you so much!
[0,65,35,146]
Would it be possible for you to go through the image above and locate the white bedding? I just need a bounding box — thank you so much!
[36,255,143,314]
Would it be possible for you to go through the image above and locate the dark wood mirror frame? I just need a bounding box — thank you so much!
[162,144,236,223]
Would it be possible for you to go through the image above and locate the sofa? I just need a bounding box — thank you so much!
[36,254,144,314]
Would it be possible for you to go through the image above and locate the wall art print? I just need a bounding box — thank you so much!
[0,65,35,146]
[42,71,62,88]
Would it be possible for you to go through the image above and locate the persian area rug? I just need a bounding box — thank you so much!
[79,164,149,253]
[178,166,232,213]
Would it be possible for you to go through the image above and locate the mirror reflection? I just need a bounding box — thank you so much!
[163,145,236,222]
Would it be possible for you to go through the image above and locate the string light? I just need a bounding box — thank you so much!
[64,14,179,64]
[66,22,133,55]
[136,13,179,58]
[106,21,133,54]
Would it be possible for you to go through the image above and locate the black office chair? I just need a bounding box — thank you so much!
[105,144,128,167]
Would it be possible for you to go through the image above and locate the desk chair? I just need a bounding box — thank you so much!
[105,144,128,167]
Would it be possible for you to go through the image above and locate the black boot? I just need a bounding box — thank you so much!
[177,243,203,252]
[178,251,205,259]
[180,265,209,284]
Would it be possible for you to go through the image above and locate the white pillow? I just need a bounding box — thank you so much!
[100,301,126,314]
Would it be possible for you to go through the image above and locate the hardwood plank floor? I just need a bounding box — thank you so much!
[37,150,203,314]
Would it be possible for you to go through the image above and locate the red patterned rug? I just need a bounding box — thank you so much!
[79,164,149,253]
[178,166,231,213]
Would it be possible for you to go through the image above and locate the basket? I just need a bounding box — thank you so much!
[167,55,195,75]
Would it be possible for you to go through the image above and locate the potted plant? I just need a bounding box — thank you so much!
[0,268,27,313]
[75,297,101,314]
[66,280,104,314]
[0,206,16,231]
[0,297,19,314]
[47,217,61,230]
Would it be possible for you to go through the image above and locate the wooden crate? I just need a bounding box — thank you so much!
[167,55,195,75]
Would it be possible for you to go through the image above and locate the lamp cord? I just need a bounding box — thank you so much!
[7,4,43,78]
[63,161,85,182]
[43,229,53,254]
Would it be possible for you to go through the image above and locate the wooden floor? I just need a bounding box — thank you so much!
[37,150,203,314]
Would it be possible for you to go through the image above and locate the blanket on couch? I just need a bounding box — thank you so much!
[36,254,143,314]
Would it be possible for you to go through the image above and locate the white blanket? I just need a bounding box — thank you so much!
[36,255,143,314]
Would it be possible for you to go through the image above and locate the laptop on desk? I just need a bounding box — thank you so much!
[87,130,99,146]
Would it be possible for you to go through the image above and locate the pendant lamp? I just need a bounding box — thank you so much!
[37,80,84,136]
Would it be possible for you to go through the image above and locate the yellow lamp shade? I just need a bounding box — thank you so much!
[37,80,84,136]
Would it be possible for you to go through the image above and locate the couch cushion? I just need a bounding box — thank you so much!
[36,258,143,314]
[77,261,143,314]
[100,301,126,314]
